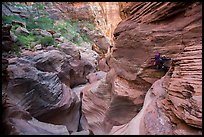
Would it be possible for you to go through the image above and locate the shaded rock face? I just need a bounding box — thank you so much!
[4,43,99,134]
[81,2,202,135]
[2,24,14,52]
[89,2,122,45]
[2,93,69,135]
[107,2,202,135]
[2,24,15,82]
[2,2,202,135]
[81,68,152,134]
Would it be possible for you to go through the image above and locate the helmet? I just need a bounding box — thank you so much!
[162,55,166,58]
[155,52,160,58]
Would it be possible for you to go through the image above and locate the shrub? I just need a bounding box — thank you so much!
[11,43,21,56]
[26,16,54,31]
[16,34,35,48]
[85,22,95,30]
[32,3,45,10]
[11,24,21,32]
[40,36,55,46]
[2,15,24,25]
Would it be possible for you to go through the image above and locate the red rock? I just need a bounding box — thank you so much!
[108,2,202,135]
[2,93,69,135]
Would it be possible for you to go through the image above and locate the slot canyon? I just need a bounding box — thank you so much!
[2,2,202,135]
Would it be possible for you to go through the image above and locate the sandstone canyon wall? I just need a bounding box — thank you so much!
[47,2,122,54]
[2,2,202,135]
[81,2,202,135]
[59,2,122,45]
[21,2,122,45]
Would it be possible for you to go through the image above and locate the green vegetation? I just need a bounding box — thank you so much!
[2,15,24,24]
[82,20,96,30]
[53,19,93,46]
[2,2,98,53]
[26,16,54,31]
[11,43,21,56]
[15,33,35,48]
[40,36,55,46]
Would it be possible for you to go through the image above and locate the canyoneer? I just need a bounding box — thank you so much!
[154,52,171,72]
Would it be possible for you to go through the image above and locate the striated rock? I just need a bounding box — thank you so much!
[82,76,112,135]
[108,2,202,135]
[2,93,69,135]
[32,48,97,87]
[109,77,172,135]
[82,68,151,134]
[4,42,99,134]
[81,2,202,135]
[35,86,81,133]
[2,3,13,16]
[2,2,202,135]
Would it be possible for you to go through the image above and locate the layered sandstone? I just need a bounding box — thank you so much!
[2,2,202,135]
[2,41,99,134]
[107,2,202,135]
[81,2,202,135]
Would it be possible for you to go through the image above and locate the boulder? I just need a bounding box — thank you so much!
[34,44,42,50]
[54,36,64,43]
[86,71,107,84]
[82,27,111,54]
[53,32,61,38]
[40,30,52,37]
[5,42,99,134]
[47,30,57,35]
[31,28,41,35]
[12,20,26,28]
[16,27,29,35]
[2,93,69,135]
[10,31,18,42]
